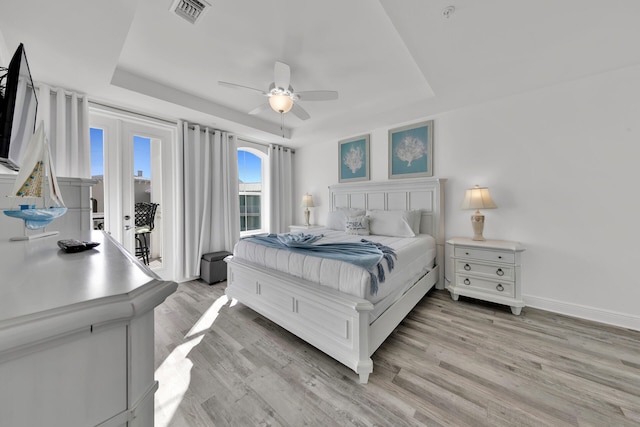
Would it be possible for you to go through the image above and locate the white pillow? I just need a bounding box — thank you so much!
[326,208,365,231]
[366,210,416,237]
[407,209,422,235]
[345,215,370,236]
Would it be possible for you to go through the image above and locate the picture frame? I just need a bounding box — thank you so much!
[339,134,370,183]
[388,120,434,179]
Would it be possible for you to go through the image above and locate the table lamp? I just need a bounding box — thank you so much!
[460,185,497,241]
[301,193,314,227]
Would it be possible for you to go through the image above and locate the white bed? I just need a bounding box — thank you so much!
[234,229,436,322]
[225,178,446,383]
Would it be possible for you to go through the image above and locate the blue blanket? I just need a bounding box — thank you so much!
[242,233,397,295]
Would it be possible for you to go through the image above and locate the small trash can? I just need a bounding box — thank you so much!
[200,251,232,284]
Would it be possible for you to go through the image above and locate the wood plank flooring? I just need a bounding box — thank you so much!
[154,280,640,426]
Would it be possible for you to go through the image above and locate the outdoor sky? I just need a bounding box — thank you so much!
[90,127,262,183]
[238,150,261,183]
[90,128,150,178]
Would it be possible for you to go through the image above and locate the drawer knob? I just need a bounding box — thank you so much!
[465,252,470,255]
[498,255,503,259]
[464,278,471,285]
[496,268,504,276]
[464,263,471,271]
[496,284,504,292]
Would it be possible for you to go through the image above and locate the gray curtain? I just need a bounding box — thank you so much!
[177,121,240,280]
[268,144,293,233]
[37,84,90,178]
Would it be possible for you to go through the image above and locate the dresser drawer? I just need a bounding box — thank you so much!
[455,274,515,298]
[454,247,515,264]
[455,260,514,280]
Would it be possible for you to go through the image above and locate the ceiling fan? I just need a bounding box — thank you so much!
[218,61,338,121]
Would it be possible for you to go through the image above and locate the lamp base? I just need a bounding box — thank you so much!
[470,211,486,241]
[304,208,310,227]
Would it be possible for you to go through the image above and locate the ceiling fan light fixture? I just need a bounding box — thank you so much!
[269,93,294,113]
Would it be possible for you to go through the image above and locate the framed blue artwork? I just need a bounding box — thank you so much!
[388,120,434,179]
[339,134,370,183]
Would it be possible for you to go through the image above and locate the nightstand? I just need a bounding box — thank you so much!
[289,225,324,233]
[447,237,525,315]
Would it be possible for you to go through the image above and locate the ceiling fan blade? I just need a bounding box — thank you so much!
[296,90,339,101]
[218,81,266,94]
[290,103,310,121]
[248,103,271,115]
[274,61,291,90]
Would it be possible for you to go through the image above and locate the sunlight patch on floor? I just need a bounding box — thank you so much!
[186,294,229,338]
[154,334,203,427]
[155,294,230,426]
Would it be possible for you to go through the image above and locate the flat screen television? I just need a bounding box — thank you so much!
[0,43,38,171]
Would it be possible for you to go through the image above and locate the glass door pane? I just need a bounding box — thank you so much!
[90,128,105,230]
[133,136,162,269]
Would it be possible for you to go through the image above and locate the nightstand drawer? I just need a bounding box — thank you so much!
[454,247,515,264]
[455,260,514,280]
[455,274,515,298]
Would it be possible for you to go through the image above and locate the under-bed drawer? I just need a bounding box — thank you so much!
[226,261,366,349]
[258,281,296,313]
[296,298,350,340]
[228,268,296,313]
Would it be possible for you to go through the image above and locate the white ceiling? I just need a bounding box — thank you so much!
[1,0,639,146]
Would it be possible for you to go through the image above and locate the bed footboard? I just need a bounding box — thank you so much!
[225,256,375,383]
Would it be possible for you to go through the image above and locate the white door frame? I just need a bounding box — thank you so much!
[89,106,177,281]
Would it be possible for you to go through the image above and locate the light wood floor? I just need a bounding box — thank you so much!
[154,280,640,427]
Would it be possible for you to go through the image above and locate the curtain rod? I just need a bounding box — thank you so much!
[35,83,88,99]
[89,100,178,126]
[89,100,294,152]
[90,100,229,133]
[238,137,295,153]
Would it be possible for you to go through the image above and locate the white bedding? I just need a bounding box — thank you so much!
[232,228,436,309]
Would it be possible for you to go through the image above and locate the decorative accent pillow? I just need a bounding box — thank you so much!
[366,210,416,237]
[345,215,370,236]
[326,208,365,231]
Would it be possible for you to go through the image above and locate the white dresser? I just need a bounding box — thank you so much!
[447,237,525,315]
[0,231,177,426]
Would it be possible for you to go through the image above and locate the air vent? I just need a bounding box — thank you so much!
[170,0,211,25]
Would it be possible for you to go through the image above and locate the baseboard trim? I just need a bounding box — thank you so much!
[523,294,640,331]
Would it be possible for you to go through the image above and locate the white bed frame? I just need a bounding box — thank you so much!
[225,178,446,383]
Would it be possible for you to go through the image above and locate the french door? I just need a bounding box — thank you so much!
[89,108,176,281]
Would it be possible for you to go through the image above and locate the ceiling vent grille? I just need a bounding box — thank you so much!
[170,0,211,25]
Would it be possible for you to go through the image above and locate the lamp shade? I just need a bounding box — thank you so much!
[269,94,294,113]
[301,194,314,208]
[460,185,497,210]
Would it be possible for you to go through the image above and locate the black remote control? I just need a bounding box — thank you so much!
[57,239,100,253]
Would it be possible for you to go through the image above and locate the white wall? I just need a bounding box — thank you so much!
[294,64,640,330]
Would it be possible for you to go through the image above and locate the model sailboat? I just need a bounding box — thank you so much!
[3,121,67,240]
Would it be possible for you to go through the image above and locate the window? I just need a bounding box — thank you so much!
[238,148,265,235]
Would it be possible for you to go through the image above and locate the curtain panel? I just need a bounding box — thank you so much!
[268,144,293,233]
[178,121,240,280]
[36,84,90,178]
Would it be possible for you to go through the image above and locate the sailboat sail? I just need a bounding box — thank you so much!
[3,121,67,231]
[15,160,44,198]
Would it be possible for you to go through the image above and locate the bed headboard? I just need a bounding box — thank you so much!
[328,178,447,287]
[328,178,446,241]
